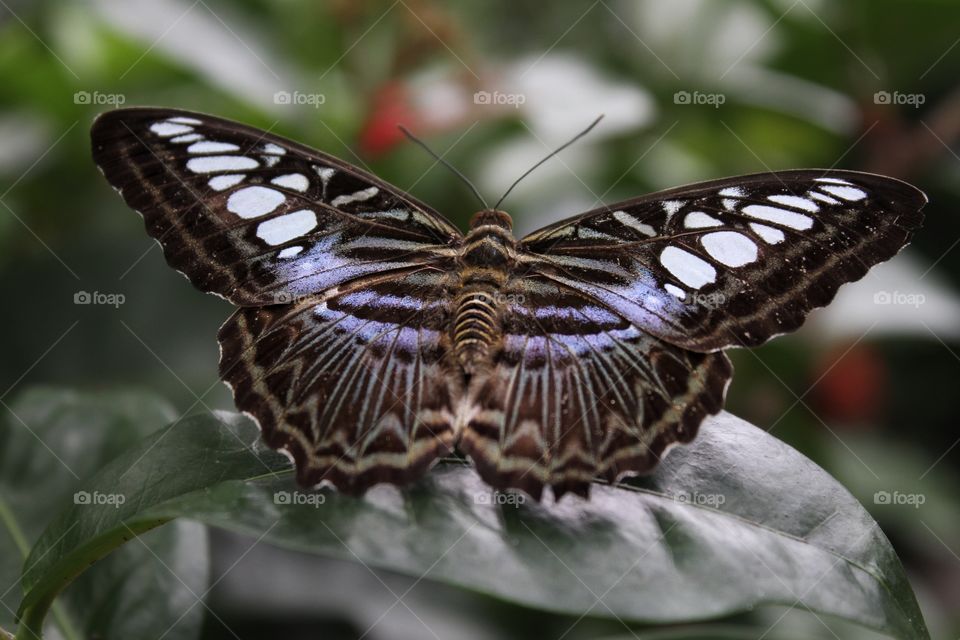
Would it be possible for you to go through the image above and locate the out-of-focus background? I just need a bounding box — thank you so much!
[1,0,958,638]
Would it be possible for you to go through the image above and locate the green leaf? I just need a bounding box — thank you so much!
[19,409,928,640]
[0,388,208,640]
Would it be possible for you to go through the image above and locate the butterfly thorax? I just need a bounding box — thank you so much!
[454,210,517,374]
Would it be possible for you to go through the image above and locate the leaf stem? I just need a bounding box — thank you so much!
[0,492,30,556]
[0,491,84,640]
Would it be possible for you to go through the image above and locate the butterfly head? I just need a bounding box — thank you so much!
[469,209,513,232]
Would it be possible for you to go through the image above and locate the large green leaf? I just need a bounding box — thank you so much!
[0,388,208,640]
[16,406,928,639]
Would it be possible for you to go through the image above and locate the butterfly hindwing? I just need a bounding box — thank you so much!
[458,275,731,499]
[520,170,925,351]
[91,108,462,306]
[218,267,460,493]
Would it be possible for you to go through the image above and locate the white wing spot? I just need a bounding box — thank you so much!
[257,209,317,245]
[314,166,335,181]
[612,210,656,236]
[579,226,619,241]
[665,283,686,299]
[332,186,379,207]
[187,155,259,173]
[187,140,240,154]
[660,246,716,289]
[271,173,310,192]
[684,211,723,229]
[150,122,194,137]
[278,245,304,259]
[809,190,841,205]
[208,174,245,191]
[814,177,854,185]
[768,194,819,212]
[262,155,280,168]
[171,133,203,143]
[263,143,286,155]
[227,186,286,219]
[820,184,866,201]
[662,200,685,218]
[750,223,785,244]
[701,231,758,267]
[742,204,813,230]
[718,187,745,197]
[167,116,203,125]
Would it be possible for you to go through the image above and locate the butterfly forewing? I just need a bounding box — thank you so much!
[91,108,462,306]
[520,170,925,351]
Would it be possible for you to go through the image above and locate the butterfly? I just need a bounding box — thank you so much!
[91,108,926,500]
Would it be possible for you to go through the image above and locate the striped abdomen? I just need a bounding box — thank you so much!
[454,210,516,373]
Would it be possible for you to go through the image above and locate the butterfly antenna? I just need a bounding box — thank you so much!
[493,115,604,211]
[398,125,489,210]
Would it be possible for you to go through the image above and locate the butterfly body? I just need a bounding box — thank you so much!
[454,209,516,373]
[92,108,926,500]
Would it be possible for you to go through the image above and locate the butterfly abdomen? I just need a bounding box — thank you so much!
[454,210,517,373]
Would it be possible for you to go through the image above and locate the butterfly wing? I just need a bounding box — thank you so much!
[520,170,925,351]
[92,108,462,306]
[458,275,731,500]
[219,267,460,493]
[93,108,465,492]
